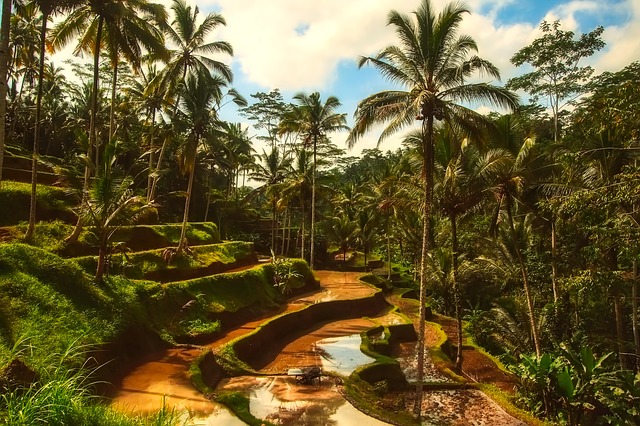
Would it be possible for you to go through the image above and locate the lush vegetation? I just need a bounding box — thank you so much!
[0,0,639,424]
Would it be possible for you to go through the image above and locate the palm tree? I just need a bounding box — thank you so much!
[0,0,12,187]
[279,148,313,259]
[481,115,541,356]
[346,0,518,415]
[283,92,348,268]
[125,63,170,201]
[84,139,150,284]
[324,214,357,263]
[174,72,243,254]
[50,0,167,244]
[250,147,291,252]
[434,126,486,369]
[149,0,232,202]
[25,0,80,242]
[356,208,378,271]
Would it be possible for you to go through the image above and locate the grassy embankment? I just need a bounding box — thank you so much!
[0,217,314,425]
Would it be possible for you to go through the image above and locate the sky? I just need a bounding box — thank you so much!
[55,0,640,157]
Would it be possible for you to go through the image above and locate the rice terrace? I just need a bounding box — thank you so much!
[0,0,638,425]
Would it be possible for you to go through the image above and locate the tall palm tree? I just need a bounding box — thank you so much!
[279,148,313,259]
[250,147,291,252]
[0,0,12,187]
[25,0,80,242]
[125,63,170,201]
[346,0,518,415]
[149,0,232,202]
[283,92,348,268]
[481,116,541,356]
[50,0,167,244]
[434,127,486,369]
[174,72,244,254]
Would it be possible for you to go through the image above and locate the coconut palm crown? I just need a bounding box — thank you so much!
[346,0,519,417]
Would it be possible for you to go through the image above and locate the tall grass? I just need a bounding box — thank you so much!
[0,338,185,426]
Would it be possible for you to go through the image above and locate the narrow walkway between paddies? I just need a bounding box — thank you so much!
[110,270,527,425]
[110,270,389,424]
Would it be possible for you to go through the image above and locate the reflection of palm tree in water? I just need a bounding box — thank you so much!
[259,376,342,426]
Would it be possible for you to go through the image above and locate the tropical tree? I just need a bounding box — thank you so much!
[346,0,518,414]
[507,20,605,142]
[434,128,486,368]
[0,0,11,186]
[173,72,244,254]
[84,140,150,284]
[283,92,348,268]
[25,0,80,242]
[279,148,313,259]
[250,147,291,252]
[50,0,168,243]
[149,0,232,202]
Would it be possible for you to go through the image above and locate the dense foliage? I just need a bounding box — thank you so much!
[0,0,638,424]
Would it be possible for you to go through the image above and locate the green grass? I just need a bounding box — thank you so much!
[0,340,184,426]
[73,241,254,279]
[0,181,75,226]
[7,222,220,256]
[0,243,309,425]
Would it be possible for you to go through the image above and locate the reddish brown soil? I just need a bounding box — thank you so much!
[433,314,518,393]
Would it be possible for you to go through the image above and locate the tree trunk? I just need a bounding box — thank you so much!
[109,54,118,143]
[506,198,542,357]
[301,201,306,261]
[67,16,104,244]
[150,66,187,202]
[146,108,156,201]
[387,223,392,280]
[413,115,434,419]
[310,136,317,269]
[614,295,626,367]
[177,146,197,254]
[271,197,276,252]
[633,260,639,371]
[25,13,48,242]
[551,217,559,304]
[451,213,464,369]
[95,241,108,284]
[0,0,11,188]
[203,166,212,222]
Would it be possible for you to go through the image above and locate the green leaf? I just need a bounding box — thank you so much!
[557,369,575,400]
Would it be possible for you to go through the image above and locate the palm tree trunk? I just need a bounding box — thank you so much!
[301,202,306,261]
[95,238,108,284]
[204,166,212,222]
[310,137,317,269]
[149,132,166,202]
[414,115,434,418]
[109,54,118,142]
[0,0,11,188]
[146,107,156,201]
[451,213,463,369]
[633,260,639,371]
[177,147,197,254]
[280,207,287,256]
[506,197,542,357]
[25,11,48,242]
[551,217,559,304]
[150,66,187,202]
[67,16,104,244]
[387,219,392,280]
[614,294,626,367]
[271,197,276,252]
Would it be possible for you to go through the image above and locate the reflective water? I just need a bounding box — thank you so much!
[314,333,376,376]
[218,376,391,426]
